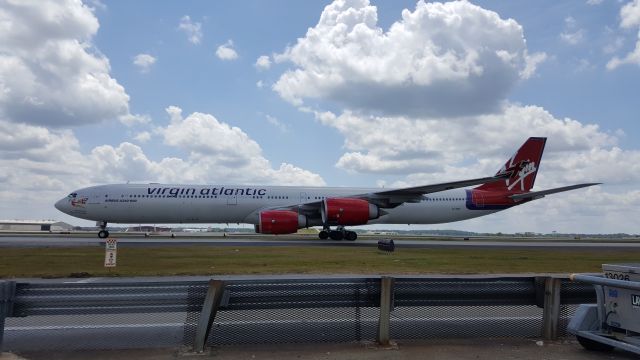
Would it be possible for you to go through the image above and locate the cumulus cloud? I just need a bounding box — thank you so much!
[215,40,238,60]
[607,0,640,69]
[0,108,325,221]
[178,15,202,44]
[255,55,271,70]
[133,53,156,72]
[119,113,151,127]
[313,106,640,233]
[158,106,323,185]
[520,52,548,79]
[133,131,151,143]
[312,104,640,190]
[620,0,640,28]
[607,41,640,69]
[273,0,542,118]
[0,0,132,127]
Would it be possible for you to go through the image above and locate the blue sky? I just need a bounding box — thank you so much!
[1,0,639,233]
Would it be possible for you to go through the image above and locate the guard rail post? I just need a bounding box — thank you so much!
[0,281,16,352]
[377,276,395,346]
[542,277,561,340]
[193,279,226,353]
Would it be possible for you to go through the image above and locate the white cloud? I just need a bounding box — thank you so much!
[159,106,323,185]
[86,0,107,11]
[273,0,538,118]
[620,0,640,29]
[442,186,640,234]
[133,131,151,143]
[0,108,325,222]
[560,29,586,45]
[607,40,640,69]
[0,0,132,127]
[560,16,585,45]
[587,0,604,5]
[133,53,156,73]
[603,36,625,54]
[216,40,238,60]
[607,0,640,69]
[255,55,271,70]
[313,105,636,188]
[119,113,151,127]
[308,104,640,234]
[521,52,548,79]
[265,114,288,132]
[178,15,202,44]
[575,58,595,72]
[256,80,265,88]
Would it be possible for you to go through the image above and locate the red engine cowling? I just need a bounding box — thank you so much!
[256,210,307,235]
[323,198,379,226]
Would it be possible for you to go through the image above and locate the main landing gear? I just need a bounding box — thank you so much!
[97,221,109,239]
[318,226,357,241]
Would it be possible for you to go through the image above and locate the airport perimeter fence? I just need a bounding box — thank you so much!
[0,276,596,352]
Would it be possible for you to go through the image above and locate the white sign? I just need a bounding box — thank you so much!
[104,238,117,267]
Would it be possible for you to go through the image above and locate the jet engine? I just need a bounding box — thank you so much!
[255,210,307,234]
[323,198,379,226]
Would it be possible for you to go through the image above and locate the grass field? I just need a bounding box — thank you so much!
[0,246,635,278]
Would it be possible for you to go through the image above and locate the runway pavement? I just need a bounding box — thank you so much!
[1,234,639,250]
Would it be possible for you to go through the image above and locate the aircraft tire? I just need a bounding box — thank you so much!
[345,231,357,241]
[98,230,109,239]
[329,230,344,241]
[318,230,329,240]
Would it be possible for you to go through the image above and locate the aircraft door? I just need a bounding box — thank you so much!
[299,192,308,204]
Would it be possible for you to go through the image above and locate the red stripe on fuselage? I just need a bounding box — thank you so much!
[466,189,531,210]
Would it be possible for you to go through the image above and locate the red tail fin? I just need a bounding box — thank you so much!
[476,137,546,193]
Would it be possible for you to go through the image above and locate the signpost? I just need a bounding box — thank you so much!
[104,238,117,268]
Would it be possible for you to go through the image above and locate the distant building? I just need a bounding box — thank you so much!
[125,226,172,232]
[0,220,73,231]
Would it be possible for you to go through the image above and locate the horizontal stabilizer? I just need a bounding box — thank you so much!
[509,183,601,201]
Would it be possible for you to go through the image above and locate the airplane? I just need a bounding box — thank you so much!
[55,137,599,240]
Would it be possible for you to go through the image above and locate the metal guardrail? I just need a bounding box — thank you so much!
[0,276,597,352]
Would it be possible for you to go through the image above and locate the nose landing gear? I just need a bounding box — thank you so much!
[97,221,109,238]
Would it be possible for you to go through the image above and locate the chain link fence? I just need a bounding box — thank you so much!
[0,276,596,351]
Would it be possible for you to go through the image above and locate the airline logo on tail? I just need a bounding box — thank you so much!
[476,137,546,194]
[498,155,538,192]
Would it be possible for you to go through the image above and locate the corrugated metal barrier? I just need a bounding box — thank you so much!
[0,276,596,351]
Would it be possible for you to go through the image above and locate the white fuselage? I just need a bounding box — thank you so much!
[55,184,500,226]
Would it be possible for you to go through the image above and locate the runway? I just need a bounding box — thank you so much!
[1,234,639,250]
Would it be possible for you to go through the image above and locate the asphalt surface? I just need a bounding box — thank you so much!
[1,235,640,250]
[5,339,640,360]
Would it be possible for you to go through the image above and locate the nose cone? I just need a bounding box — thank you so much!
[54,198,68,213]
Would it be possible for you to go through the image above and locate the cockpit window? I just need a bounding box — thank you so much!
[68,193,77,198]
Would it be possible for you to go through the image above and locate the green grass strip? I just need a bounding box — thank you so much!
[0,246,634,278]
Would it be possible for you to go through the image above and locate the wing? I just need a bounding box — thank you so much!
[262,174,508,220]
[508,183,601,202]
[356,175,509,208]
